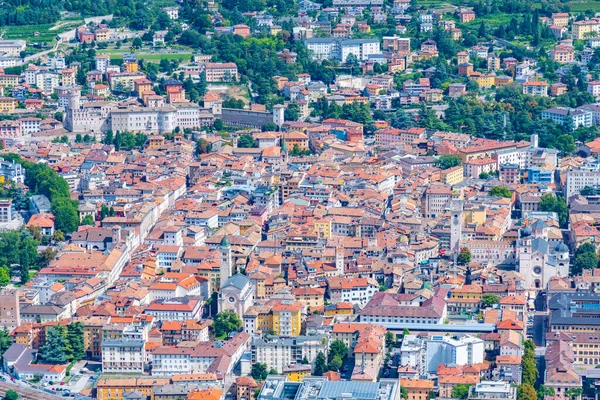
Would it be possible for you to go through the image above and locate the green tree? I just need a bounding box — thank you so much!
[3,389,18,400]
[489,186,512,198]
[564,388,582,400]
[521,340,539,387]
[0,267,9,287]
[214,119,224,130]
[572,251,599,275]
[81,215,95,226]
[196,138,212,155]
[101,205,109,220]
[0,328,13,361]
[313,351,327,376]
[38,248,57,267]
[51,198,79,234]
[238,134,256,148]
[284,103,300,121]
[537,385,555,399]
[518,384,538,400]
[328,340,348,362]
[212,311,242,338]
[67,322,85,362]
[262,122,278,132]
[539,194,569,228]
[385,331,396,346]
[53,230,65,242]
[327,355,343,371]
[555,134,575,155]
[452,384,472,399]
[37,325,68,364]
[457,247,472,266]
[481,294,499,308]
[435,155,462,170]
[401,387,408,400]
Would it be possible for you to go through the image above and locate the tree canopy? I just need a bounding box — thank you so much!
[212,311,242,338]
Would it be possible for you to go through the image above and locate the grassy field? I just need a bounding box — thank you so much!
[4,19,82,46]
[98,49,193,62]
[569,0,600,11]
[4,24,59,45]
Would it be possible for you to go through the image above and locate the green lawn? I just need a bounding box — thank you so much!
[4,24,58,45]
[569,0,600,11]
[4,20,82,46]
[98,49,193,63]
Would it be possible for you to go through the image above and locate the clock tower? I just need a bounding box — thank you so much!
[449,200,464,255]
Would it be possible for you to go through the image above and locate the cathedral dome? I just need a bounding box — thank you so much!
[555,242,569,253]
[521,227,532,237]
[220,236,230,247]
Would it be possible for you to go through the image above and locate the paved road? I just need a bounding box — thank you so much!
[0,381,62,399]
[532,313,549,347]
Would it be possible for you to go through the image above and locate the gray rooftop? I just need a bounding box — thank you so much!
[222,274,250,290]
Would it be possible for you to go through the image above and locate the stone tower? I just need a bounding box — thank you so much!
[335,245,344,276]
[220,236,232,289]
[449,200,464,255]
[273,104,285,128]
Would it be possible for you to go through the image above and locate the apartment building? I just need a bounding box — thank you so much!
[204,62,239,82]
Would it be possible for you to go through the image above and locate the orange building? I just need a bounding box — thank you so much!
[400,379,435,400]
[282,131,310,151]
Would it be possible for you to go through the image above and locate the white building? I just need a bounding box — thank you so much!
[162,6,179,19]
[252,335,328,373]
[565,168,600,199]
[541,107,593,130]
[327,276,379,306]
[424,335,484,374]
[516,221,570,290]
[95,55,110,74]
[101,338,145,373]
[340,39,381,62]
[35,71,60,94]
[469,381,516,400]
[305,38,381,62]
[0,40,26,57]
[19,118,41,135]
[400,335,424,369]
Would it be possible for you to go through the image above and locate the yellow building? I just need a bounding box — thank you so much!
[495,75,514,87]
[145,135,165,150]
[60,68,76,87]
[197,263,220,293]
[324,302,354,316]
[450,284,483,300]
[457,51,469,65]
[74,316,110,360]
[441,165,464,185]
[272,301,303,337]
[0,97,16,113]
[283,365,312,382]
[464,207,486,225]
[313,218,332,239]
[94,28,110,42]
[123,60,139,73]
[0,75,18,87]
[134,78,153,99]
[572,19,600,40]
[109,72,146,91]
[291,287,325,308]
[474,73,496,89]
